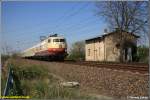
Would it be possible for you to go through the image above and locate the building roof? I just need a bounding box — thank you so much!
[85,36,103,42]
[85,30,140,42]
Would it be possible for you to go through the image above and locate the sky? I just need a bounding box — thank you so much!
[2,1,107,53]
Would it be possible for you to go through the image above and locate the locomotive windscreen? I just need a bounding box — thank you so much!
[53,39,65,42]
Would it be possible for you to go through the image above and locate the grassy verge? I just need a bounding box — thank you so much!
[1,55,10,95]
[1,76,7,95]
[9,61,97,99]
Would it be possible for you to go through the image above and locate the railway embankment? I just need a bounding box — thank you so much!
[3,58,104,99]
[10,59,149,100]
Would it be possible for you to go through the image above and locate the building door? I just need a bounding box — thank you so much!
[127,48,132,62]
[124,48,132,62]
[124,48,128,61]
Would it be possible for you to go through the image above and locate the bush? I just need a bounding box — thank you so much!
[137,45,149,63]
[67,41,85,61]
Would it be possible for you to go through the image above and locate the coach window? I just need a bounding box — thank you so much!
[53,39,59,42]
[48,39,50,43]
[88,49,90,56]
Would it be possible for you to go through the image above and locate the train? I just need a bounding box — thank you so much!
[21,34,67,60]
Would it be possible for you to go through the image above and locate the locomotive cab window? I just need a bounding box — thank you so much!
[53,39,59,42]
[53,39,65,42]
[60,39,65,42]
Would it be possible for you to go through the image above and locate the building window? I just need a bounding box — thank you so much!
[113,47,117,54]
[88,49,90,56]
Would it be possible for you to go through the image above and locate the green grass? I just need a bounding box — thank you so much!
[10,63,98,99]
[1,56,10,96]
[1,76,7,95]
[13,65,48,80]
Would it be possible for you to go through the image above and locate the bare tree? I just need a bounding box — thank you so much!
[95,1,149,62]
[95,1,148,35]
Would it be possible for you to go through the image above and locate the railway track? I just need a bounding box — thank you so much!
[21,58,149,74]
[61,60,149,74]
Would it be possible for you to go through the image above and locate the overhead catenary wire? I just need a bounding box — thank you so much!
[48,2,81,29]
[53,15,94,32]
[51,3,90,31]
[10,2,89,40]
[58,18,100,34]
[5,2,79,35]
[65,23,103,38]
[6,2,103,52]
[15,16,101,45]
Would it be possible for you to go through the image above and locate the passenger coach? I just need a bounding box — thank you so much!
[21,34,67,60]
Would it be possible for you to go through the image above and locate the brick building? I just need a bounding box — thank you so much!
[85,29,139,62]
